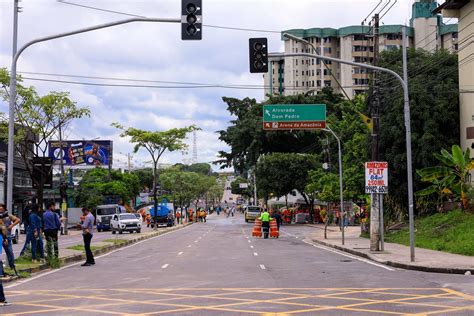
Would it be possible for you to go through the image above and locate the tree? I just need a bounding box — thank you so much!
[0,68,90,207]
[256,153,317,220]
[230,176,252,198]
[131,168,154,191]
[112,124,198,228]
[182,163,212,175]
[74,168,140,210]
[378,49,459,217]
[306,168,339,238]
[417,145,474,210]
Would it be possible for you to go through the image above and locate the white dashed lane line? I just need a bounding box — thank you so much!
[259,264,266,270]
[250,245,254,249]
[178,252,184,256]
[253,252,258,256]
[161,264,169,269]
[188,245,192,248]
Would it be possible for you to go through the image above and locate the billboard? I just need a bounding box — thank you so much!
[48,140,113,167]
[365,161,388,194]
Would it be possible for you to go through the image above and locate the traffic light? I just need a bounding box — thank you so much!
[249,38,268,73]
[182,0,202,40]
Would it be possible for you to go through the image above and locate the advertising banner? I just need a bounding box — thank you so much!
[365,161,388,194]
[48,140,112,167]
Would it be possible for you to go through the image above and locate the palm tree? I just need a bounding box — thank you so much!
[417,145,474,210]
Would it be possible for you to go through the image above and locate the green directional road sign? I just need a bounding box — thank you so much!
[263,104,326,130]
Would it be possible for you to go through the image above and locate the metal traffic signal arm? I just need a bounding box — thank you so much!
[6,16,190,219]
[263,33,415,262]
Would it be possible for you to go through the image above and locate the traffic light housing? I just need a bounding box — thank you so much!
[182,0,202,40]
[249,38,268,73]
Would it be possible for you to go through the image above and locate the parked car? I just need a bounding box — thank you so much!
[96,204,127,232]
[244,206,263,222]
[111,213,142,234]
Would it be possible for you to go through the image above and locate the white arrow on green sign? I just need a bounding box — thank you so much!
[263,104,326,130]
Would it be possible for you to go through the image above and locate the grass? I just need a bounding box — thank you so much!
[384,210,474,256]
[103,239,128,245]
[67,245,101,252]
[4,267,31,278]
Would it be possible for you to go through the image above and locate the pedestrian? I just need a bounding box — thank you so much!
[43,202,61,261]
[167,211,174,227]
[0,231,11,306]
[202,209,207,222]
[0,204,20,275]
[258,209,272,239]
[176,210,181,224]
[21,205,43,263]
[272,210,282,231]
[81,208,95,266]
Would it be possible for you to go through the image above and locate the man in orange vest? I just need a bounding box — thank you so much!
[176,211,181,224]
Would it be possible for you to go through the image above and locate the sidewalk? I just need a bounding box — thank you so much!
[2,222,193,282]
[308,224,474,274]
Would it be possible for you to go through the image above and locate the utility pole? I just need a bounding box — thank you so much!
[370,13,381,252]
[7,0,20,213]
[58,122,68,235]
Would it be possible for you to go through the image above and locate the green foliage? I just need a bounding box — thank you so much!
[160,167,219,208]
[180,163,212,175]
[256,153,317,200]
[378,49,459,215]
[417,145,474,209]
[384,210,474,256]
[230,176,252,197]
[74,168,141,209]
[306,168,340,202]
[131,168,154,190]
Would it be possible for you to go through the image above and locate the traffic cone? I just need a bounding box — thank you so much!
[270,219,279,238]
[252,219,262,238]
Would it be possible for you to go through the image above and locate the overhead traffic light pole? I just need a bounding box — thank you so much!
[6,16,192,214]
[251,33,415,262]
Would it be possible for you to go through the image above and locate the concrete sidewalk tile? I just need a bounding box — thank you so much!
[308,224,474,274]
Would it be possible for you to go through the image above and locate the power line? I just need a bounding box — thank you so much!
[57,0,282,34]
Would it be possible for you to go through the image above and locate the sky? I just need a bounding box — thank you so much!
[0,0,428,171]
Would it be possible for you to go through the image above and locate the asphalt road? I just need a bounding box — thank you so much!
[2,213,473,315]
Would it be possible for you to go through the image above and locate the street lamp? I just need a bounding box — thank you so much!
[278,32,415,262]
[322,126,345,245]
[6,17,181,215]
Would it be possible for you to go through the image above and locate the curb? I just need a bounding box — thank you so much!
[4,223,193,283]
[311,238,474,275]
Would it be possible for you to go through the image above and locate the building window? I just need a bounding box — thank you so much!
[312,59,315,65]
[324,37,331,43]
[296,81,298,87]
[295,59,298,66]
[296,70,298,76]
[324,47,332,54]
[324,80,331,87]
[353,34,367,41]
[312,81,314,87]
[452,32,458,39]
[312,69,315,76]
[324,69,332,76]
[317,80,321,87]
[386,33,402,40]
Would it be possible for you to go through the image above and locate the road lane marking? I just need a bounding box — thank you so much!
[188,245,192,248]
[178,252,183,256]
[161,264,169,269]
[6,225,193,289]
[250,245,254,248]
[300,238,395,271]
[259,264,266,270]
[199,237,202,239]
[253,252,258,256]
[194,240,198,243]
[248,240,251,243]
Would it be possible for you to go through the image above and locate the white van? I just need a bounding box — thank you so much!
[96,204,126,232]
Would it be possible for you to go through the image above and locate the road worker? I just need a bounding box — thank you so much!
[258,210,272,239]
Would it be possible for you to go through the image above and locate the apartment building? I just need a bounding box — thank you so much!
[263,0,459,98]
[435,0,473,157]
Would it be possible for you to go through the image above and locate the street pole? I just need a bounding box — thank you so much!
[370,13,381,252]
[253,170,257,206]
[402,26,415,262]
[323,126,344,245]
[280,33,415,261]
[58,122,68,235]
[6,17,180,214]
[7,0,19,213]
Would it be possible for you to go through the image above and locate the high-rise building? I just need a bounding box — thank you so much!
[263,0,459,98]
